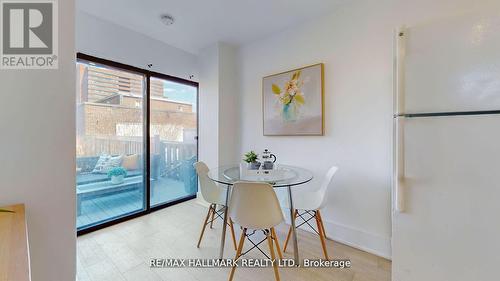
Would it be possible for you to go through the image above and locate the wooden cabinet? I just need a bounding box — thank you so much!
[0,204,31,281]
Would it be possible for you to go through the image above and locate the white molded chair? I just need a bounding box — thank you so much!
[229,182,284,281]
[282,166,338,260]
[194,161,237,250]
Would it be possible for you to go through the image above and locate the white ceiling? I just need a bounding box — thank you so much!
[77,0,347,55]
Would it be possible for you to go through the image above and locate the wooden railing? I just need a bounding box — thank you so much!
[156,139,197,176]
[76,135,196,175]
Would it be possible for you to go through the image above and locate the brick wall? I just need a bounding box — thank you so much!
[83,102,196,137]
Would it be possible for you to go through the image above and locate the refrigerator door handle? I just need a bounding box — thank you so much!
[394,117,406,213]
[393,27,407,213]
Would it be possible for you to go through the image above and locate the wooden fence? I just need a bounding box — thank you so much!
[77,135,143,156]
[77,135,196,172]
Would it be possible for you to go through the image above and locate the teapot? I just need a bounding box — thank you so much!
[261,149,277,170]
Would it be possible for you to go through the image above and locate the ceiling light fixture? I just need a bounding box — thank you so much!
[160,14,175,26]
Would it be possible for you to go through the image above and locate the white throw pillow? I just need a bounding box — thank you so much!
[102,155,123,174]
[92,154,111,173]
[92,155,123,174]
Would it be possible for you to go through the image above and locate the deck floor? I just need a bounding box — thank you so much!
[77,177,195,229]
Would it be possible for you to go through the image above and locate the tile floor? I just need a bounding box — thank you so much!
[77,200,391,281]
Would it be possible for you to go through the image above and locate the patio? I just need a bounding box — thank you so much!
[76,136,198,230]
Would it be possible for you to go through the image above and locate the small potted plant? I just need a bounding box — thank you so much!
[108,167,127,184]
[243,151,261,170]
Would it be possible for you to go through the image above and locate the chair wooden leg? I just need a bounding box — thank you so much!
[229,218,238,250]
[283,225,292,252]
[317,211,328,238]
[315,210,329,260]
[197,205,213,248]
[271,228,283,259]
[210,204,216,229]
[283,210,298,252]
[229,228,247,281]
[267,230,281,281]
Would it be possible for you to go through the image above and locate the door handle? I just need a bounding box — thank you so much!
[394,118,406,213]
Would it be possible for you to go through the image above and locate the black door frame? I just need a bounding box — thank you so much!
[76,53,199,235]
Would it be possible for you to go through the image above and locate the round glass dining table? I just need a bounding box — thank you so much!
[207,164,313,263]
[208,164,313,187]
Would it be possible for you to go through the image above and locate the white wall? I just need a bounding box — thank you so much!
[0,0,76,280]
[198,44,220,169]
[198,42,239,170]
[219,43,240,166]
[237,0,499,258]
[76,11,198,81]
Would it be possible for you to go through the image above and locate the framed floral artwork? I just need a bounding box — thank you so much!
[262,63,324,136]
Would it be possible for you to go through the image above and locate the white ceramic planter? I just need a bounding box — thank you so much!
[111,175,125,185]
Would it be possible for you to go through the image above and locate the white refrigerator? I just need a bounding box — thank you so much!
[392,12,500,281]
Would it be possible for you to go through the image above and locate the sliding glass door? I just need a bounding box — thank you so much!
[76,60,146,230]
[76,54,198,232]
[150,77,198,206]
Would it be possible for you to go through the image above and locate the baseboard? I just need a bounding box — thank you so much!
[195,192,210,207]
[322,219,392,260]
[198,199,391,259]
[281,211,391,259]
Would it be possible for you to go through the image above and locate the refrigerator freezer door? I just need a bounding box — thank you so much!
[392,115,500,281]
[404,12,500,114]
